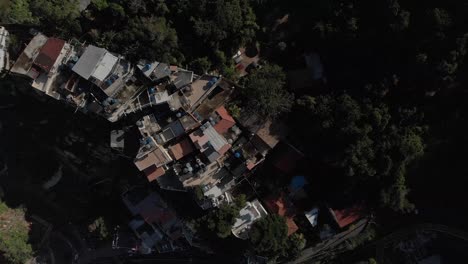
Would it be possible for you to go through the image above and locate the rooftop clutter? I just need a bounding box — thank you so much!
[9,33,368,256]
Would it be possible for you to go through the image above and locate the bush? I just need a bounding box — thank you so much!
[0,202,33,264]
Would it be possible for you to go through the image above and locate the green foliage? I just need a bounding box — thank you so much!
[249,215,288,257]
[287,233,307,258]
[191,0,259,50]
[293,92,425,212]
[227,103,241,119]
[29,0,81,35]
[91,0,108,11]
[108,3,125,19]
[241,64,293,118]
[88,217,110,240]
[1,0,37,24]
[0,202,33,264]
[194,186,204,201]
[109,16,180,63]
[196,195,246,238]
[190,57,212,75]
[345,226,376,250]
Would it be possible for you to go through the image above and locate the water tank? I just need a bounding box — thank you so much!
[176,112,182,118]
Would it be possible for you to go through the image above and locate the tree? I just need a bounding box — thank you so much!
[190,57,212,75]
[169,0,258,54]
[249,215,289,257]
[29,0,81,35]
[110,16,181,63]
[108,3,125,19]
[292,92,425,211]
[88,217,110,240]
[0,202,33,264]
[428,8,452,30]
[240,64,293,118]
[1,0,37,24]
[196,195,246,238]
[91,0,108,11]
[287,233,306,258]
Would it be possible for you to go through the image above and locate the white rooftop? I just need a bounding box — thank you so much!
[152,90,170,105]
[305,207,319,227]
[91,52,118,81]
[0,27,8,71]
[232,199,268,240]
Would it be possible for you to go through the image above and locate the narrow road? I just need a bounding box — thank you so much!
[290,218,369,264]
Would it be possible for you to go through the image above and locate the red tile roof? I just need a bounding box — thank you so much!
[169,138,195,160]
[331,206,365,229]
[144,165,166,182]
[34,38,65,72]
[264,194,298,236]
[214,106,236,135]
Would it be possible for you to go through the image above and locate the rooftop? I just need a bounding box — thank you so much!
[192,79,234,118]
[168,138,195,161]
[232,199,268,239]
[152,62,171,80]
[189,122,231,163]
[183,75,219,110]
[72,45,106,80]
[110,130,125,150]
[330,205,365,229]
[134,147,172,171]
[179,114,200,131]
[264,194,298,236]
[213,106,236,135]
[91,52,118,82]
[255,120,284,149]
[157,120,185,144]
[171,70,193,90]
[0,27,8,71]
[305,208,319,227]
[144,165,166,182]
[11,33,48,75]
[33,38,66,72]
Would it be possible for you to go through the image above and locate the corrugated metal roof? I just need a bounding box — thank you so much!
[72,45,106,79]
[202,123,229,152]
[33,38,65,72]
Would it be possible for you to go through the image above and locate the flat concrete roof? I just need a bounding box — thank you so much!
[91,52,118,81]
[72,45,106,80]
